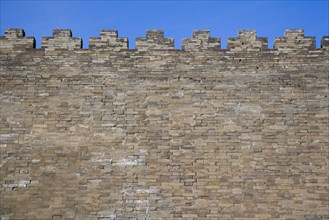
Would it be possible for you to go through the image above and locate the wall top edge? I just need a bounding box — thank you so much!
[1,28,328,51]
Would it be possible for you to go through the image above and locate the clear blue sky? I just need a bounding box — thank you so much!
[1,0,328,49]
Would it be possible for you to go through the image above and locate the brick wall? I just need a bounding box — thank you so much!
[0,29,328,219]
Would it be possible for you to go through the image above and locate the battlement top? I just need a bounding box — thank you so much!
[0,28,328,52]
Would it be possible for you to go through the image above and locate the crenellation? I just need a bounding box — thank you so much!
[321,36,329,49]
[100,30,118,38]
[146,30,165,40]
[284,29,304,37]
[274,29,316,52]
[136,30,174,51]
[227,30,268,51]
[0,28,328,52]
[53,29,72,37]
[182,30,220,51]
[41,29,82,50]
[89,30,128,50]
[5,28,25,38]
[193,30,210,40]
[0,28,35,49]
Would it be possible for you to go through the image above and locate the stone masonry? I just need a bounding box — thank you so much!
[0,28,328,219]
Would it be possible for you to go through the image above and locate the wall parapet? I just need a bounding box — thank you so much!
[182,30,220,51]
[321,36,329,49]
[228,30,268,51]
[41,29,82,50]
[136,30,174,51]
[89,30,128,51]
[0,28,328,52]
[0,28,35,49]
[274,29,316,52]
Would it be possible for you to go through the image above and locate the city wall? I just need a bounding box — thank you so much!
[0,29,328,219]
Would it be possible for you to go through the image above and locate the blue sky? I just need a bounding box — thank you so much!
[1,1,328,49]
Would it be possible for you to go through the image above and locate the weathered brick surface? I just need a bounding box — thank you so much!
[274,29,316,52]
[89,30,128,51]
[182,30,220,51]
[136,30,174,51]
[41,29,82,50]
[228,30,267,51]
[0,29,35,50]
[0,29,328,219]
